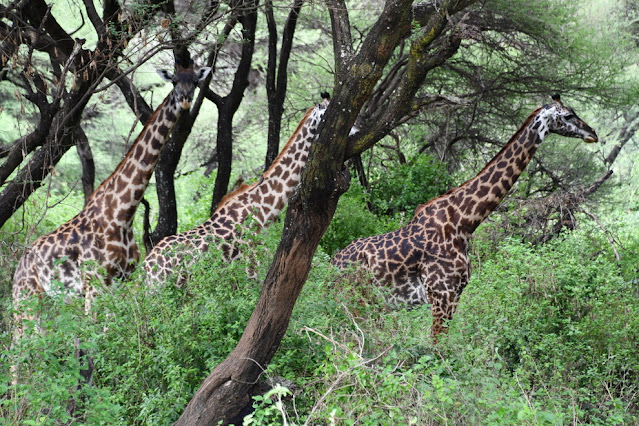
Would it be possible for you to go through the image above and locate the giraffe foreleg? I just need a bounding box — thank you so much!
[427,285,462,342]
[10,309,37,386]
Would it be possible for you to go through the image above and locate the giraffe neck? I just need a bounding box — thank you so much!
[420,107,549,235]
[213,101,327,228]
[87,91,182,226]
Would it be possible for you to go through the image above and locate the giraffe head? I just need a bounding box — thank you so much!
[157,59,212,110]
[543,94,598,143]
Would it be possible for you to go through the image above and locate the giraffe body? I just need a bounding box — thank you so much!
[143,95,331,284]
[12,61,211,303]
[331,96,598,337]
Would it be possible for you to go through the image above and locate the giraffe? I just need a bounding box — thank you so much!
[330,95,598,339]
[143,93,333,284]
[11,59,211,307]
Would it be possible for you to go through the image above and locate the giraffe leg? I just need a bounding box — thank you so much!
[10,312,25,386]
[10,300,39,386]
[428,289,459,342]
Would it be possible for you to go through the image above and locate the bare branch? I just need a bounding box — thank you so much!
[581,208,620,263]
[82,0,106,36]
[325,0,353,80]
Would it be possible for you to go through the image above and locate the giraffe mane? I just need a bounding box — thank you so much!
[471,106,542,178]
[412,107,543,218]
[262,104,317,180]
[213,182,254,214]
[212,104,317,214]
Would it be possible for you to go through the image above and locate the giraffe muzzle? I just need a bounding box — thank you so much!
[583,135,598,143]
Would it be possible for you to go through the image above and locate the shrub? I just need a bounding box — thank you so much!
[320,185,402,256]
[1,241,264,424]
[268,227,639,424]
[367,153,452,216]
[321,153,452,256]
[1,287,122,424]
[3,211,638,424]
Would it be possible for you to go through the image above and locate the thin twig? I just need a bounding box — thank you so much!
[580,208,621,263]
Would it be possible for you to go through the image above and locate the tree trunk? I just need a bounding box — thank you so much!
[209,3,259,213]
[148,112,195,247]
[176,142,351,426]
[75,127,95,205]
[264,0,304,170]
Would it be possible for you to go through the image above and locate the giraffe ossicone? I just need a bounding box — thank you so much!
[12,58,211,306]
[331,94,598,339]
[143,93,332,285]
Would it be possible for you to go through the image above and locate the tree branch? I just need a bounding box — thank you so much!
[264,0,305,168]
[326,0,353,81]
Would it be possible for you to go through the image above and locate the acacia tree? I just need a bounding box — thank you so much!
[0,0,133,227]
[175,0,477,422]
[148,0,259,244]
[331,0,635,244]
[263,0,305,169]
[0,0,224,232]
[0,0,304,247]
[143,0,310,242]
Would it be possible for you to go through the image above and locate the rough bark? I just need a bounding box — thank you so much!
[148,111,195,247]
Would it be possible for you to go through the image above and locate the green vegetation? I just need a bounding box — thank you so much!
[2,0,639,423]
[2,220,638,424]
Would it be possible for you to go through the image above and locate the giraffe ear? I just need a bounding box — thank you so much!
[157,69,174,82]
[196,67,212,81]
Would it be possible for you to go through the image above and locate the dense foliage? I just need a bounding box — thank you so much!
[2,219,638,424]
[321,153,452,255]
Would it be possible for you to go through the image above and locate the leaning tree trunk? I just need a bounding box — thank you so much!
[174,89,354,426]
[174,163,349,422]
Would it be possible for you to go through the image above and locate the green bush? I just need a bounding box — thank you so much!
[454,230,639,424]
[3,212,638,424]
[270,227,639,424]
[1,242,264,425]
[320,185,403,256]
[321,153,452,256]
[1,286,122,424]
[367,153,452,216]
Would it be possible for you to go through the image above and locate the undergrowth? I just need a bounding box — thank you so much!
[1,223,638,424]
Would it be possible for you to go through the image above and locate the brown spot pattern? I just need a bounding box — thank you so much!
[331,100,598,339]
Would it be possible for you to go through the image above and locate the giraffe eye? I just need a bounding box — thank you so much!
[564,114,574,120]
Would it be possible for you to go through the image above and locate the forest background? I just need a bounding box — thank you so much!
[1,0,639,424]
